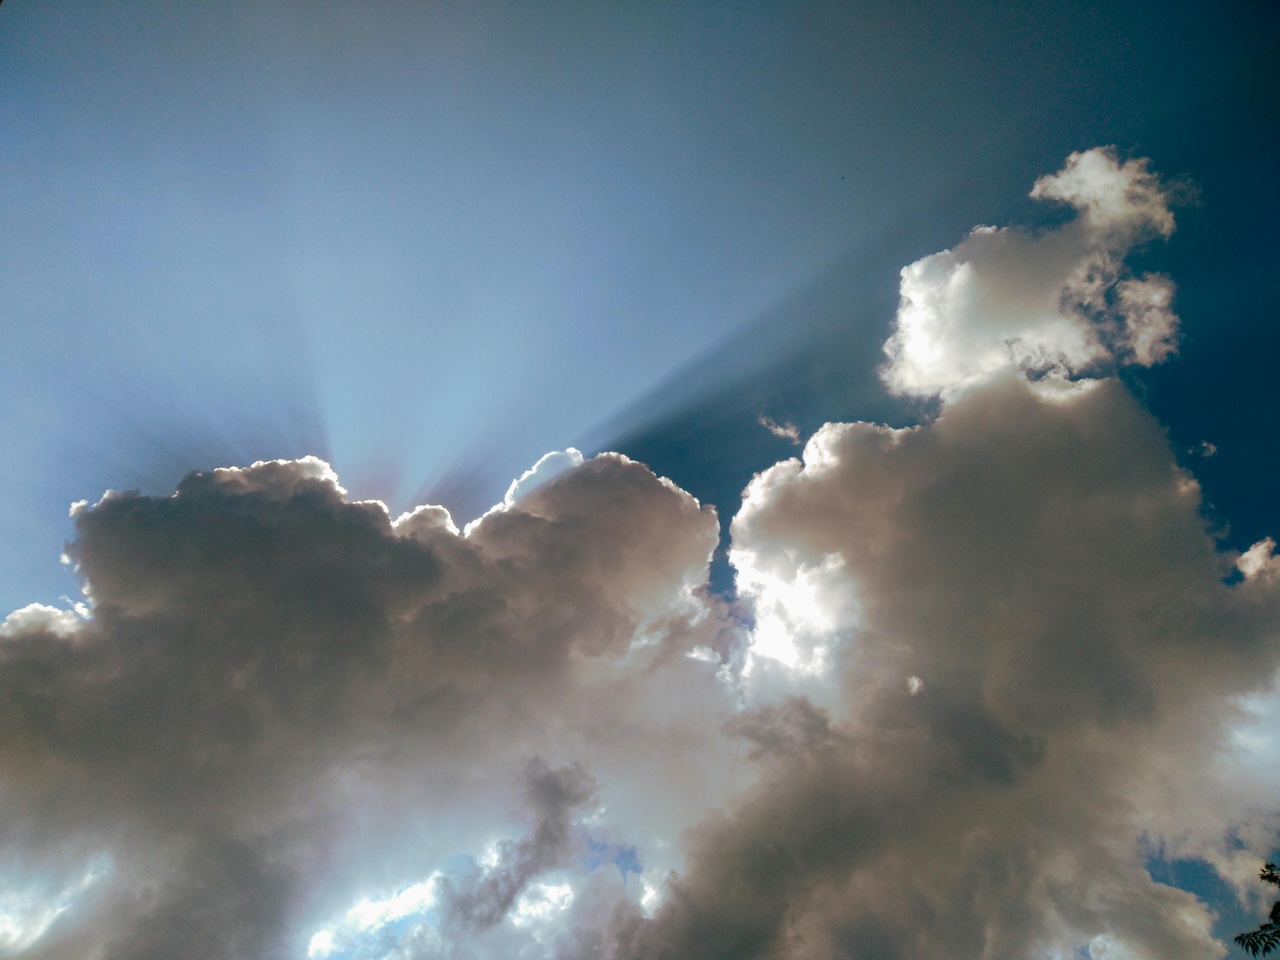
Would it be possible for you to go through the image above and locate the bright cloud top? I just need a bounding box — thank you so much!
[0,150,1276,960]
[882,147,1182,400]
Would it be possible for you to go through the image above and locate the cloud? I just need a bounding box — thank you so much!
[0,149,1276,960]
[577,152,1278,959]
[461,448,587,535]
[882,147,1181,400]
[0,604,85,640]
[758,416,802,445]
[654,374,1279,959]
[432,761,593,941]
[0,451,732,958]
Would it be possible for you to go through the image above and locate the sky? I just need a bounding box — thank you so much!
[0,1,1277,958]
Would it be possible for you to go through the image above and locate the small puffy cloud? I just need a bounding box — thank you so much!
[1029,147,1176,240]
[0,603,84,639]
[503,447,585,507]
[882,147,1181,400]
[1239,538,1279,581]
[393,502,460,538]
[1114,273,1179,366]
[510,881,574,926]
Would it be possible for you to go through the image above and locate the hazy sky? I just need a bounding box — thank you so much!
[0,2,1277,958]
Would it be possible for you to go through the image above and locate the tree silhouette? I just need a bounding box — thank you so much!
[1236,863,1280,957]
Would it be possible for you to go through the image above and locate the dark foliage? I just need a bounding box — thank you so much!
[1235,863,1280,957]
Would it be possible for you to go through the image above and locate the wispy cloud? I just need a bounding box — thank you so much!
[758,415,802,445]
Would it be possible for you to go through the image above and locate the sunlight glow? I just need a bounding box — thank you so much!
[306,928,336,959]
[347,876,440,931]
[308,872,443,959]
[510,882,574,926]
[640,878,662,916]
[731,550,855,676]
[0,858,108,953]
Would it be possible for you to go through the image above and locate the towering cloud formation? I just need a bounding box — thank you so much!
[633,149,1277,960]
[0,149,1275,959]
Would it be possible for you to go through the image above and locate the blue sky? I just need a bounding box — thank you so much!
[4,0,1273,612]
[0,2,1277,958]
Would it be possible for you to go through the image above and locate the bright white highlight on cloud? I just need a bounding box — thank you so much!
[639,878,662,917]
[504,448,586,506]
[0,602,84,639]
[0,859,108,953]
[731,545,851,677]
[882,147,1180,399]
[348,875,440,930]
[211,454,348,498]
[1239,538,1279,580]
[463,447,587,535]
[305,928,336,959]
[0,150,1274,960]
[511,881,574,926]
[307,873,444,958]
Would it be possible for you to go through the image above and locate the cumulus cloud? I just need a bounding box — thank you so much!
[462,448,587,535]
[882,147,1182,399]
[0,149,1276,960]
[585,151,1278,959]
[680,376,1280,959]
[0,451,733,958]
[0,604,84,640]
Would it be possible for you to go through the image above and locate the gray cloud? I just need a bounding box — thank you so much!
[621,375,1277,959]
[0,452,729,958]
[435,761,594,940]
[587,153,1278,959]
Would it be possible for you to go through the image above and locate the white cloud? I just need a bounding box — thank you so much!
[305,873,443,958]
[0,602,84,639]
[610,151,1277,960]
[504,448,585,506]
[305,927,335,958]
[347,875,440,930]
[463,447,587,535]
[1029,148,1175,240]
[645,370,1272,959]
[511,881,574,926]
[882,147,1180,400]
[1239,538,1278,580]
